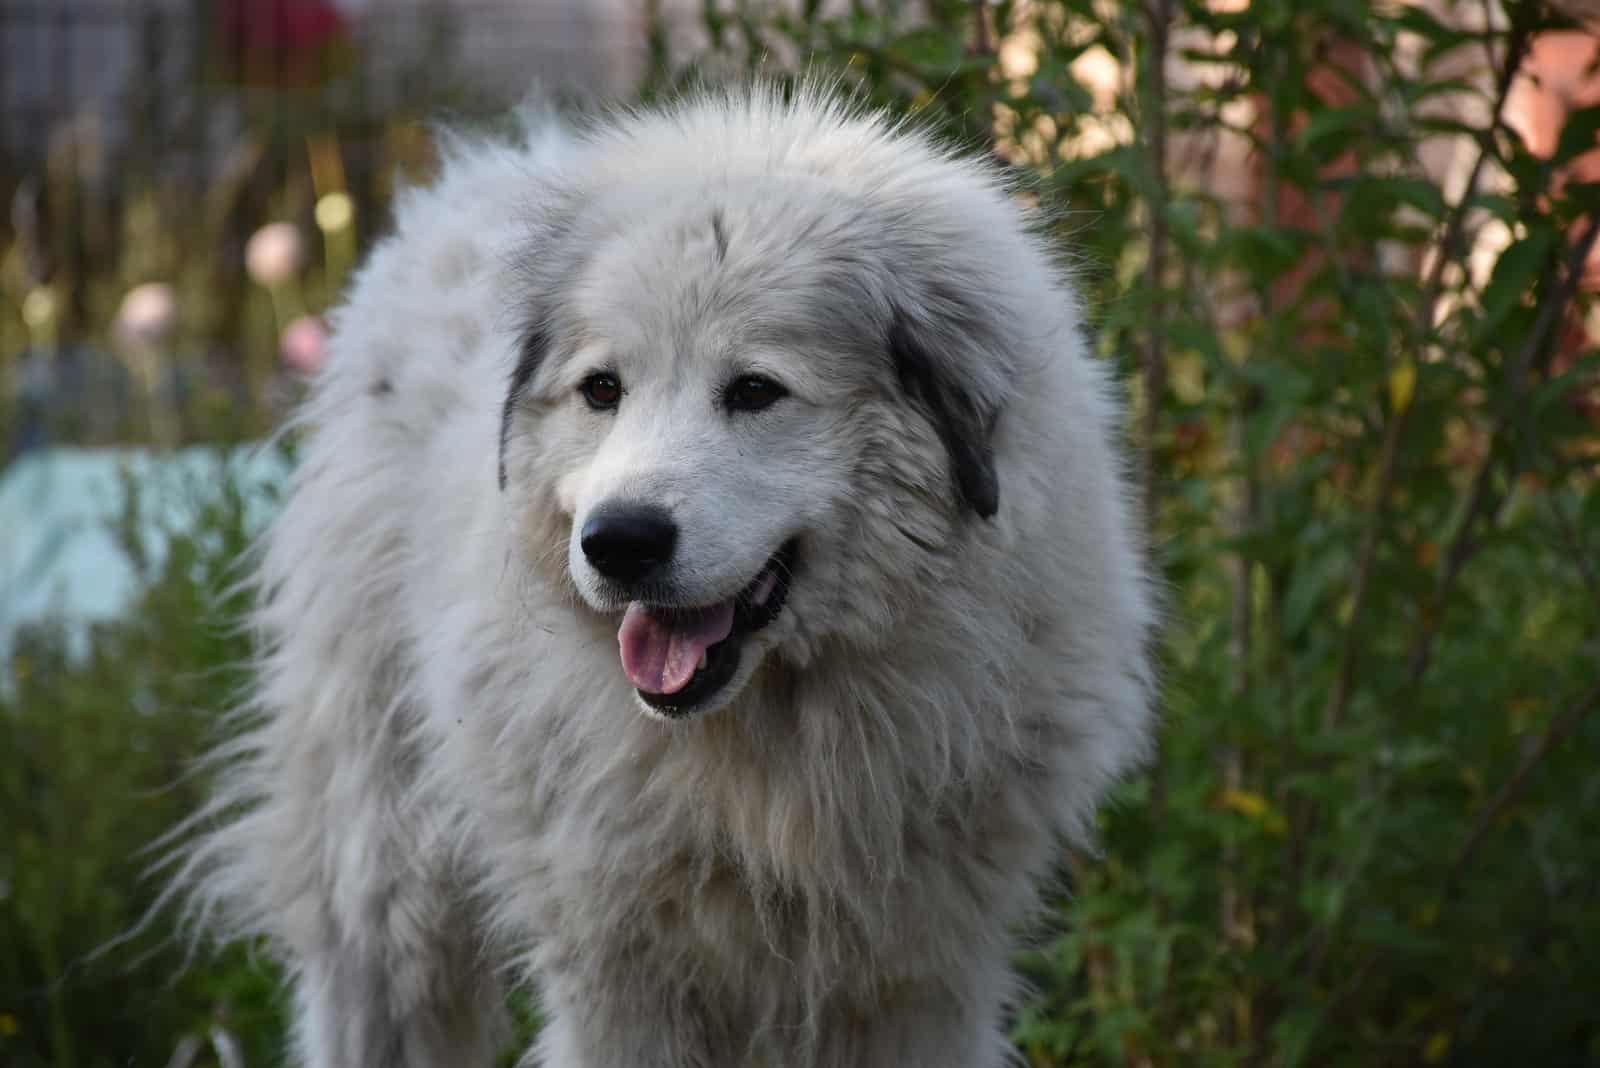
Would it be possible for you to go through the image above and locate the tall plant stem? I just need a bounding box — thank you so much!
[1322,13,1533,730]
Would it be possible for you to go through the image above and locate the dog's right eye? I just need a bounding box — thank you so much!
[579,373,623,411]
[724,374,788,413]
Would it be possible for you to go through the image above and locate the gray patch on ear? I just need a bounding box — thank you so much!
[886,311,1000,519]
[711,209,729,262]
[499,324,550,491]
[499,186,594,491]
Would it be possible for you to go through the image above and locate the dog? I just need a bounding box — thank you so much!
[175,84,1157,1067]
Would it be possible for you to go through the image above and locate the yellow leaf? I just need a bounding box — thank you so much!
[1389,360,1418,413]
[1217,789,1288,835]
[1423,1031,1451,1063]
[1336,593,1354,625]
[1219,788,1268,818]
[1170,352,1207,405]
[1221,328,1252,365]
[0,1012,17,1037]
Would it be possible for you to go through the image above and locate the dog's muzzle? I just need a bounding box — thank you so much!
[615,539,798,716]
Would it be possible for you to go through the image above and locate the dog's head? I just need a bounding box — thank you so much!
[498,167,1023,720]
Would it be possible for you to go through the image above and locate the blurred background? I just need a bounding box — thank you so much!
[2,1,1598,1065]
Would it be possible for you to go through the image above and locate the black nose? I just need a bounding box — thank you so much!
[580,503,679,584]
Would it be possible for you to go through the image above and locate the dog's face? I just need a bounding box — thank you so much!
[499,178,1009,719]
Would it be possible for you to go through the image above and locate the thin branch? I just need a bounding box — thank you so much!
[1140,0,1176,828]
[1323,17,1533,729]
[1543,490,1600,601]
[1219,20,1279,1041]
[1315,677,1600,1011]
[971,1,992,58]
[1322,412,1403,729]
[1140,0,1174,535]
[1301,760,1400,979]
[1405,215,1600,684]
[1416,12,1532,331]
[1443,677,1600,898]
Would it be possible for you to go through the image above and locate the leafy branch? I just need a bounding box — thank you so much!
[1323,9,1535,729]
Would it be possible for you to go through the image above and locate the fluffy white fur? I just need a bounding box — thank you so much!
[175,85,1156,1067]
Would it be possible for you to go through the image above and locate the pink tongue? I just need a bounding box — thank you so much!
[618,601,736,695]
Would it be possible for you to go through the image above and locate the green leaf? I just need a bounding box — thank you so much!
[1375,175,1448,222]
[1394,5,1478,64]
[1478,225,1557,342]
[1296,105,1374,160]
[887,25,963,70]
[1220,223,1306,279]
[1283,543,1348,638]
[1553,105,1600,168]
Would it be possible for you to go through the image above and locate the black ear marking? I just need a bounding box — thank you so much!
[498,324,550,491]
[886,312,1000,520]
[711,209,729,262]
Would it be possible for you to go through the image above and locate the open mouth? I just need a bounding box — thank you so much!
[616,540,798,716]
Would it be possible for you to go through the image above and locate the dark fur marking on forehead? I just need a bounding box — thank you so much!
[499,324,551,491]
[887,312,1000,520]
[711,209,729,263]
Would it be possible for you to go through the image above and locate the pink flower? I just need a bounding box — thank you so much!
[280,315,328,377]
[114,282,179,349]
[246,222,306,288]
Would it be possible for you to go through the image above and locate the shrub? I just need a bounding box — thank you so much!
[0,465,287,1068]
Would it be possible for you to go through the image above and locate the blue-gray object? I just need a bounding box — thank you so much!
[0,445,290,670]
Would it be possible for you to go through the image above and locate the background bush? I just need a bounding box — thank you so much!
[3,1,1598,1065]
[1,470,286,1068]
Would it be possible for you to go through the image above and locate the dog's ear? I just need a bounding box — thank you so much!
[886,309,1001,520]
[498,191,588,491]
[498,321,550,491]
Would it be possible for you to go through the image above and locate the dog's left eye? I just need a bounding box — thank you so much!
[579,373,623,411]
[724,375,788,413]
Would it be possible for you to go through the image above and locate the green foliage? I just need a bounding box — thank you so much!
[5,1,1600,1065]
[0,467,287,1067]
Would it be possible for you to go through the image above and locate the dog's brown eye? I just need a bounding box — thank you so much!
[579,373,623,411]
[725,375,787,413]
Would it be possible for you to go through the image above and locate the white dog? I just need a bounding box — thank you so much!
[177,85,1156,1067]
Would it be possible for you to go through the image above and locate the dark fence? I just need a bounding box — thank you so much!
[0,1,653,190]
[0,1,659,457]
